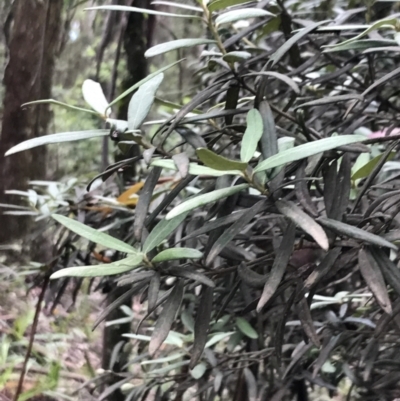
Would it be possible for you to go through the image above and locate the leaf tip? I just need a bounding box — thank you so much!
[165,210,175,220]
[49,271,61,280]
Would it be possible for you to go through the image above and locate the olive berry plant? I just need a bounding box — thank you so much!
[7,0,400,399]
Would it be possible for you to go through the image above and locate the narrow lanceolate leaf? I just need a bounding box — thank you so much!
[236,318,258,339]
[224,84,240,126]
[152,248,203,263]
[352,151,396,181]
[145,39,216,58]
[240,109,264,163]
[176,128,207,149]
[143,213,189,253]
[269,20,329,67]
[190,287,214,368]
[362,66,400,97]
[108,59,183,108]
[143,147,156,166]
[370,248,400,297]
[358,249,392,314]
[330,154,351,221]
[151,158,243,177]
[50,254,143,279]
[303,248,341,291]
[196,148,248,171]
[254,135,367,173]
[258,100,278,161]
[324,39,397,53]
[133,167,162,242]
[325,18,397,48]
[117,271,155,287]
[21,99,99,116]
[82,79,110,117]
[294,94,364,109]
[206,200,266,265]
[245,72,300,94]
[148,272,161,312]
[166,184,249,220]
[93,280,150,329]
[215,8,274,26]
[238,263,269,289]
[276,200,329,251]
[159,82,225,137]
[295,161,318,217]
[223,51,251,63]
[318,218,398,250]
[314,24,369,32]
[168,266,215,288]
[208,0,253,12]
[296,297,320,347]
[149,280,184,355]
[128,73,163,130]
[86,5,203,20]
[243,368,257,401]
[180,211,246,243]
[312,335,341,378]
[151,1,202,12]
[257,222,296,312]
[52,214,139,254]
[5,130,109,156]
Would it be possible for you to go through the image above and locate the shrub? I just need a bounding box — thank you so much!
[6,1,400,399]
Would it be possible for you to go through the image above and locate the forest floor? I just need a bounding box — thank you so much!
[0,266,104,401]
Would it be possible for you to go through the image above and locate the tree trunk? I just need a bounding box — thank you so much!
[114,0,155,182]
[101,2,154,400]
[0,0,63,248]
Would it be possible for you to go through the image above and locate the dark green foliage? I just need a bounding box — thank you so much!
[7,0,400,400]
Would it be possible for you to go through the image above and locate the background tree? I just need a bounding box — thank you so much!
[0,0,63,249]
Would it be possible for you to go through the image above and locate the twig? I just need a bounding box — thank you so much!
[13,275,50,401]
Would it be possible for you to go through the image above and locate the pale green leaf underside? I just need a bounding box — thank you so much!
[82,79,110,116]
[128,73,164,130]
[86,5,203,19]
[222,51,252,63]
[352,151,396,181]
[241,109,264,163]
[190,363,207,379]
[5,130,109,156]
[215,8,274,25]
[151,158,243,177]
[196,148,248,171]
[151,1,202,12]
[208,0,253,13]
[52,214,139,254]
[50,254,143,279]
[254,135,367,173]
[236,317,258,339]
[166,183,249,220]
[152,248,203,262]
[145,39,217,58]
[143,213,189,253]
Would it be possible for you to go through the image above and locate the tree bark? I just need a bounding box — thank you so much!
[114,0,155,182]
[0,0,63,247]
